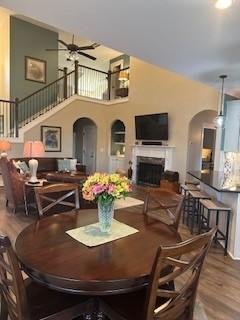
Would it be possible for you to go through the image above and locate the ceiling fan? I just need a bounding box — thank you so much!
[46,35,100,61]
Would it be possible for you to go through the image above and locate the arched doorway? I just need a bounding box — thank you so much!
[73,118,97,174]
[187,110,217,172]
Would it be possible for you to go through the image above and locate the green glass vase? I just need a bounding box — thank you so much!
[97,197,114,233]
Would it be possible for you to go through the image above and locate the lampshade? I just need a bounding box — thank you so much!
[0,140,11,152]
[23,141,44,158]
[215,0,233,9]
[118,71,129,81]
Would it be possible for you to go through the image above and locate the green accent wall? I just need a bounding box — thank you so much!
[110,54,130,69]
[10,17,58,100]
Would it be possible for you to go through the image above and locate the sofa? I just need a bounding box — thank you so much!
[11,157,86,178]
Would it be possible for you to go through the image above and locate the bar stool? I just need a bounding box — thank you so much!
[199,199,231,256]
[187,190,211,234]
[180,184,199,224]
[185,181,200,186]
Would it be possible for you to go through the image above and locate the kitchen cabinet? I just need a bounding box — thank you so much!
[223,101,240,152]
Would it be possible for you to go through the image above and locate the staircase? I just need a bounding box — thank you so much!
[0,62,129,139]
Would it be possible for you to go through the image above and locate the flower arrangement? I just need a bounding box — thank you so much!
[82,172,132,202]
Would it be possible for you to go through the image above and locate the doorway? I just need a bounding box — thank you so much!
[187,110,217,172]
[201,127,216,171]
[73,118,97,174]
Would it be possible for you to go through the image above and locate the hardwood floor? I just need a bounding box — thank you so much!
[0,188,240,320]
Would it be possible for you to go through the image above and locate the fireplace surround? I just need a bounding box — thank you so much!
[131,145,175,183]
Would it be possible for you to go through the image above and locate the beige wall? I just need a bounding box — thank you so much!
[0,7,10,99]
[11,57,219,181]
[107,58,219,180]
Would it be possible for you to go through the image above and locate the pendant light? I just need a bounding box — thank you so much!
[214,75,227,128]
[215,0,233,10]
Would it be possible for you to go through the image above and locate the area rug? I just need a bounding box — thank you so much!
[114,196,144,209]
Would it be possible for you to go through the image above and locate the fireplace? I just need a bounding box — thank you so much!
[131,145,175,183]
[137,157,165,186]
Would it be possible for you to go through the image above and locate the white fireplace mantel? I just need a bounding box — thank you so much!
[131,145,175,183]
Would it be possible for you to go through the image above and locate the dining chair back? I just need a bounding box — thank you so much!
[143,189,184,231]
[99,228,216,320]
[144,227,216,320]
[34,183,80,218]
[0,235,96,320]
[0,235,29,320]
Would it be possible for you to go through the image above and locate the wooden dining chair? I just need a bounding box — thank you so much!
[34,183,80,218]
[143,188,184,231]
[99,227,216,320]
[0,235,95,320]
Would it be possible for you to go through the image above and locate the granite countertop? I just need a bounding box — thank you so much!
[188,170,240,193]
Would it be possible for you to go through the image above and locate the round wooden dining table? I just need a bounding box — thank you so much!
[15,208,181,296]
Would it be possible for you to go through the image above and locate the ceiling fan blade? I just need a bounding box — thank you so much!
[77,45,96,51]
[77,43,101,51]
[78,51,96,60]
[46,48,68,51]
[92,43,101,48]
[58,39,68,47]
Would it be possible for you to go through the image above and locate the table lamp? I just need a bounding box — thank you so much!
[118,71,129,88]
[0,140,11,157]
[23,141,44,184]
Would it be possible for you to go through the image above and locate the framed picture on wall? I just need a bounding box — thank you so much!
[25,56,46,83]
[41,126,61,152]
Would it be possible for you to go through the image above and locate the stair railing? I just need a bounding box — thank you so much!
[0,63,130,138]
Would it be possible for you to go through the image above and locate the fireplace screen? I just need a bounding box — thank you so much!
[137,157,165,186]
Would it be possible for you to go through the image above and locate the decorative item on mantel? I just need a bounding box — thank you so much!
[82,173,131,233]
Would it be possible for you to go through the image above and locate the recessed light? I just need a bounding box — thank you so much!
[215,0,233,9]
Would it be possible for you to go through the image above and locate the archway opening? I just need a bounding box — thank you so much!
[73,117,97,174]
[187,110,217,172]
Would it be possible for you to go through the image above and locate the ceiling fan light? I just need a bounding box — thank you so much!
[67,52,79,61]
[215,0,233,9]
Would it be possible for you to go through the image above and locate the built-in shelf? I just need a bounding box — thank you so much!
[111,120,126,156]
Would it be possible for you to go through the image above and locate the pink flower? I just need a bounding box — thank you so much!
[107,184,115,194]
[92,184,106,195]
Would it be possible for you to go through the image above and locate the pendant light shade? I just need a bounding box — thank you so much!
[215,0,233,10]
[214,75,227,128]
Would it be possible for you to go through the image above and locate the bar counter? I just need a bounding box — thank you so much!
[187,170,240,259]
[188,170,240,193]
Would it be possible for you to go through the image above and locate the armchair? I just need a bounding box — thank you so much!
[0,157,26,213]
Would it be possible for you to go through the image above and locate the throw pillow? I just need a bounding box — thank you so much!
[57,159,64,172]
[13,160,29,174]
[63,159,71,172]
[18,161,29,173]
[70,159,77,171]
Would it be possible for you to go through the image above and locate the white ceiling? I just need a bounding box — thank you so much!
[1,0,240,95]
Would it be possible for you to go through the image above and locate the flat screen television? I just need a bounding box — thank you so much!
[135,113,168,141]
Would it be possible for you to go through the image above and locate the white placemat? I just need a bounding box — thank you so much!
[114,197,144,209]
[66,219,139,247]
